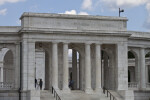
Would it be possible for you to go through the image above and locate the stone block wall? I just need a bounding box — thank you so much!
[0,90,19,100]
[134,91,150,100]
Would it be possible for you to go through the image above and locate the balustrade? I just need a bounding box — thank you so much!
[146,83,150,88]
[0,82,14,90]
[128,82,138,89]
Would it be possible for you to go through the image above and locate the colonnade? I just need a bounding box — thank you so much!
[51,42,102,93]
[128,47,150,89]
[21,41,128,93]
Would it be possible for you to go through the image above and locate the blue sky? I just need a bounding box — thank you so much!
[0,0,150,32]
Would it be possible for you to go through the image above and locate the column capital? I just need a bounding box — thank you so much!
[85,42,92,45]
[52,41,59,44]
[27,41,35,43]
[140,47,146,49]
[95,43,102,46]
[14,42,20,45]
[63,42,69,45]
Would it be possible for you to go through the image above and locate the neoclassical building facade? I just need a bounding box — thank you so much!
[0,12,150,100]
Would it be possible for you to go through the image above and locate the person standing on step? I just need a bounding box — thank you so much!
[39,79,43,90]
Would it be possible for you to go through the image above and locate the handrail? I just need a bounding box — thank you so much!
[103,87,117,100]
[52,87,61,100]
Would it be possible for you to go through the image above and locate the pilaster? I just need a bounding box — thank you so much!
[116,43,128,90]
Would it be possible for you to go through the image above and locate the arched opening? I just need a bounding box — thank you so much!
[101,45,116,90]
[128,51,136,83]
[3,50,14,83]
[68,49,80,90]
[45,50,49,90]
[101,50,110,89]
[35,42,50,90]
[145,52,150,84]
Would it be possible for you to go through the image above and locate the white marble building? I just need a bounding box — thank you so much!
[0,12,150,100]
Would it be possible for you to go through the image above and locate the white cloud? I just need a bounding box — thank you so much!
[100,0,148,9]
[82,0,92,10]
[0,0,25,5]
[16,19,21,25]
[64,10,77,15]
[146,2,150,22]
[0,8,7,15]
[143,1,150,29]
[78,12,88,15]
[81,0,150,30]
[81,0,148,10]
[63,10,88,15]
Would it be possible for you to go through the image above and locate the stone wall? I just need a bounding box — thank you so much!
[134,91,150,100]
[0,90,19,100]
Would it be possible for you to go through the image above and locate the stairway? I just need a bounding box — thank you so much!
[40,90,123,100]
[40,90,55,100]
[58,90,112,100]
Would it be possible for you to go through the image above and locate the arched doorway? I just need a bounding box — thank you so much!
[0,48,15,89]
[101,50,110,89]
[68,49,81,90]
[128,50,138,88]
[128,51,136,83]
[35,42,50,90]
[3,50,14,83]
[101,45,116,90]
[145,52,150,86]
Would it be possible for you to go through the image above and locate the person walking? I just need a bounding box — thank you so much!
[35,78,37,89]
[39,79,43,90]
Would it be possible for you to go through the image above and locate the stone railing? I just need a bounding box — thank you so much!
[0,82,14,90]
[146,83,150,88]
[128,82,138,89]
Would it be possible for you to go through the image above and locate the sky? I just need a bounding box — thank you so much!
[0,0,150,32]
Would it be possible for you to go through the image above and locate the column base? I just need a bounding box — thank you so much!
[95,88,103,94]
[27,90,40,100]
[118,90,134,100]
[53,86,59,90]
[52,87,60,93]
[62,88,70,93]
[85,88,93,94]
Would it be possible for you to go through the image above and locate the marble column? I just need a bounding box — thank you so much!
[0,67,3,82]
[85,43,92,93]
[140,48,146,89]
[72,49,77,90]
[62,43,70,92]
[52,42,59,89]
[95,44,102,92]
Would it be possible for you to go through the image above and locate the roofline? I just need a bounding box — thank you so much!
[20,12,128,21]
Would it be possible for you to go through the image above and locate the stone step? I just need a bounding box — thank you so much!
[59,90,111,100]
